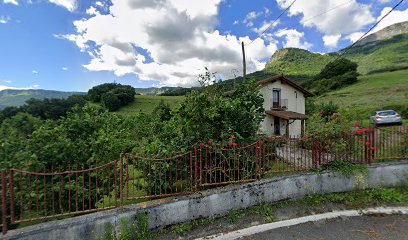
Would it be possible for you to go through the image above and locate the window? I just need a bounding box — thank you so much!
[272,88,280,108]
[378,111,397,116]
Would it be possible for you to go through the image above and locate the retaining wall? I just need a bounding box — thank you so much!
[4,161,408,240]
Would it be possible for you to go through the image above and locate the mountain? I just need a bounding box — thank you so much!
[264,48,332,81]
[265,21,408,79]
[0,89,85,109]
[355,21,408,47]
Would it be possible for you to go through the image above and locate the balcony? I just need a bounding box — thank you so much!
[271,99,288,111]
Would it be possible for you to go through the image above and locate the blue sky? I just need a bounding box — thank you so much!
[0,0,407,92]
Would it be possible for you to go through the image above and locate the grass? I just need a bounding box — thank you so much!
[100,213,153,240]
[359,119,408,128]
[172,218,216,235]
[317,69,408,112]
[116,95,184,115]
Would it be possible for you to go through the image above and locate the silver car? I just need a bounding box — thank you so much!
[371,110,402,126]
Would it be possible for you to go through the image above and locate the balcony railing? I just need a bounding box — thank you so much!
[272,99,288,110]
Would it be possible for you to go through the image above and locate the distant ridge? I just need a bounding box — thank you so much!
[0,89,85,109]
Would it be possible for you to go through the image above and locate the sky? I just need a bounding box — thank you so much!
[0,0,407,92]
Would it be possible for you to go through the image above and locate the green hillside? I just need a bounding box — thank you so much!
[342,33,408,74]
[264,48,332,79]
[316,69,408,111]
[0,89,85,109]
[116,95,184,116]
[264,33,408,81]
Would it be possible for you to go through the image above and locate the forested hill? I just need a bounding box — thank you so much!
[0,89,85,109]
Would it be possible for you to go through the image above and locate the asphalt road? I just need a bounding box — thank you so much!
[241,215,408,240]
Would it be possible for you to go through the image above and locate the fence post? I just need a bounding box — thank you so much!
[370,128,375,164]
[119,154,124,209]
[311,137,316,168]
[9,171,14,224]
[194,146,198,192]
[199,144,203,190]
[2,170,7,235]
[364,133,368,164]
[189,151,193,192]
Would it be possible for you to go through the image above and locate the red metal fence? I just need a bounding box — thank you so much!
[0,126,406,234]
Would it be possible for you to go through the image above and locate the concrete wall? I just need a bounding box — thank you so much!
[5,161,408,240]
[259,81,305,137]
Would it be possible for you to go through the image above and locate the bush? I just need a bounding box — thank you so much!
[174,78,264,147]
[315,101,339,120]
[152,100,172,122]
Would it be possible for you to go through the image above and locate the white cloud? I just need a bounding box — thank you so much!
[378,0,391,3]
[95,1,105,7]
[371,7,408,33]
[86,6,100,16]
[3,0,78,11]
[0,16,10,24]
[60,0,278,87]
[346,31,364,43]
[3,0,18,5]
[275,0,375,35]
[0,86,16,91]
[275,28,312,49]
[32,70,38,74]
[233,20,239,25]
[322,34,341,48]
[48,0,76,12]
[62,67,68,71]
[243,11,261,27]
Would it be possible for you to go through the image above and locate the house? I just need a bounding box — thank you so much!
[258,75,314,137]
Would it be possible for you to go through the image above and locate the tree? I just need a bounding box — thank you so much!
[313,58,359,94]
[101,91,122,111]
[88,83,135,103]
[174,73,264,146]
[88,83,135,111]
[315,58,358,80]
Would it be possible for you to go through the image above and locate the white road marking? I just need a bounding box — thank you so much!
[196,207,408,240]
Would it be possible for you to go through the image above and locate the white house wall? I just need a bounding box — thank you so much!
[259,80,306,137]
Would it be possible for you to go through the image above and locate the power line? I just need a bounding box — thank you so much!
[335,0,405,60]
[301,0,353,25]
[245,0,297,46]
[245,0,355,46]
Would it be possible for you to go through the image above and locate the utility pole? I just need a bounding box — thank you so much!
[241,41,247,82]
